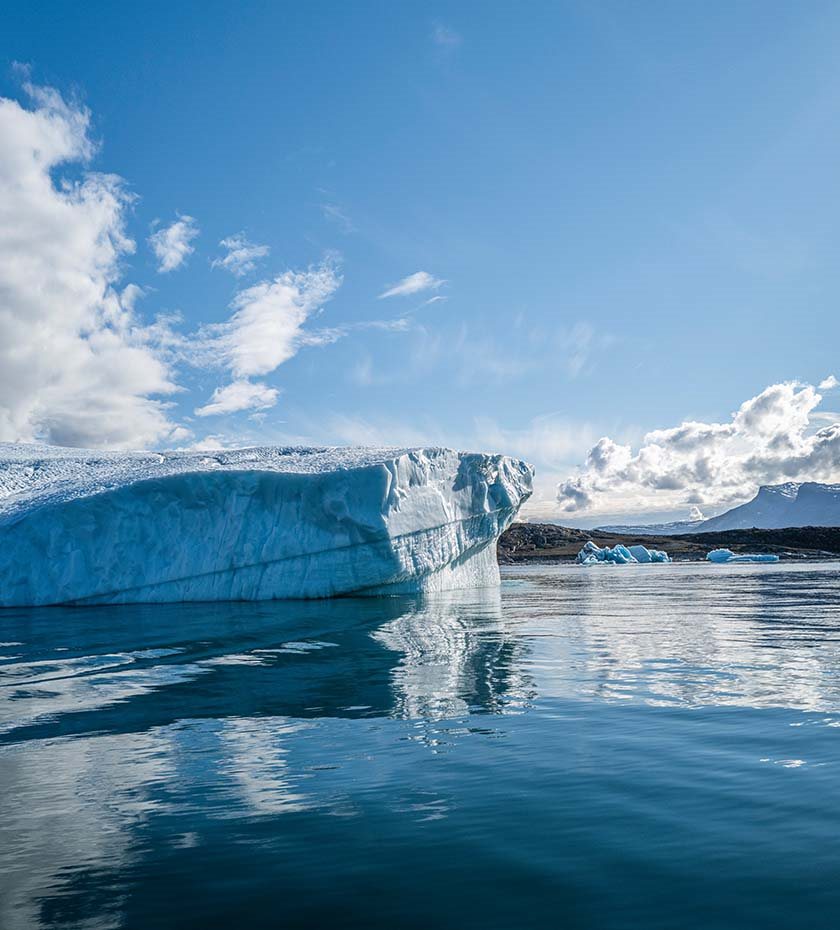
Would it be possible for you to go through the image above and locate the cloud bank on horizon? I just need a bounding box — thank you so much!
[557,379,840,520]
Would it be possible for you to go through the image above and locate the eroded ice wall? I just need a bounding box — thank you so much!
[0,445,533,606]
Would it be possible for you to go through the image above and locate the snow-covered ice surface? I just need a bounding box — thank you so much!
[706,548,780,564]
[576,541,670,565]
[0,444,533,606]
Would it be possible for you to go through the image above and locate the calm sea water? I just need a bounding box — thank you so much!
[2,561,840,929]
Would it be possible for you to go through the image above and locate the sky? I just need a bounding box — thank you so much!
[3,0,840,525]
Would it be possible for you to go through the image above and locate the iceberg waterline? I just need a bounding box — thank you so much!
[0,444,533,606]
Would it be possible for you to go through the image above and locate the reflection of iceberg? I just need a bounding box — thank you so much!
[576,541,670,564]
[373,587,534,719]
[0,444,532,606]
[707,548,779,564]
[0,588,538,923]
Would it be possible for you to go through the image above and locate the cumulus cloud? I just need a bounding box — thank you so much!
[148,214,199,273]
[211,233,269,277]
[819,374,839,390]
[0,82,180,448]
[557,380,840,518]
[194,380,279,417]
[0,81,409,446]
[379,271,445,299]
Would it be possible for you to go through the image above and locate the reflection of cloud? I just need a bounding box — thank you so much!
[520,562,840,712]
[0,728,176,930]
[218,716,313,815]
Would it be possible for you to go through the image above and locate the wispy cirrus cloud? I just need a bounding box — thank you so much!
[211,233,269,277]
[320,202,355,233]
[378,271,445,299]
[148,214,199,273]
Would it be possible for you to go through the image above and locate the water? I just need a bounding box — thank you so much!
[2,561,840,929]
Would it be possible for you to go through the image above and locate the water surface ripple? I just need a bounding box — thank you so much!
[2,561,840,929]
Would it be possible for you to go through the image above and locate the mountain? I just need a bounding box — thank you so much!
[696,482,840,531]
[594,481,840,535]
[593,519,704,536]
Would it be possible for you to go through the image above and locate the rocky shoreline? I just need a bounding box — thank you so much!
[497,523,840,563]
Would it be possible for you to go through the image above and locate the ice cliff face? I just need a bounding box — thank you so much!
[0,444,533,606]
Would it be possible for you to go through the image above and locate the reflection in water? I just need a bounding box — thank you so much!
[0,587,525,928]
[512,562,840,711]
[374,587,534,719]
[1,562,840,929]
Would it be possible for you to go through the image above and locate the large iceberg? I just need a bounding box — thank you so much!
[0,444,533,606]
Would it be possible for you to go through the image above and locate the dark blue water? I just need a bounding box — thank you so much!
[2,561,840,929]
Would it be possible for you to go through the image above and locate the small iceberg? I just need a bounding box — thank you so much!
[576,540,670,565]
[706,548,780,564]
[627,544,670,563]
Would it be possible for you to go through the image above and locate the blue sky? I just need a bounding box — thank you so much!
[3,1,840,523]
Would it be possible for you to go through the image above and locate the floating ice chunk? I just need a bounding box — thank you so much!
[610,544,638,564]
[577,541,670,565]
[0,444,533,606]
[706,548,780,564]
[627,544,670,563]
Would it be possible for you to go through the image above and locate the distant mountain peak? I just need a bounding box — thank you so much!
[697,481,840,532]
[595,480,840,535]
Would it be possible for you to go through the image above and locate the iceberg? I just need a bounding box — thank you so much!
[575,541,670,565]
[627,544,670,563]
[706,548,780,564]
[0,444,533,606]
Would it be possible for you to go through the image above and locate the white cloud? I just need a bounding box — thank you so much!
[148,214,199,273]
[378,271,445,299]
[0,82,412,448]
[557,380,840,518]
[194,380,279,417]
[211,233,269,277]
[819,374,839,390]
[203,262,341,378]
[194,262,341,414]
[0,82,180,448]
